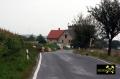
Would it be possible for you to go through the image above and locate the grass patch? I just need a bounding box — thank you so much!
[0,48,38,79]
[44,43,60,51]
[74,49,120,64]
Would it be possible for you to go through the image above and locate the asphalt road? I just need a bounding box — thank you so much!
[36,50,120,79]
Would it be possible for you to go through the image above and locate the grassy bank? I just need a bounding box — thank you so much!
[74,49,120,64]
[0,48,38,79]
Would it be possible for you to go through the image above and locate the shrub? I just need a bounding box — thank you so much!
[44,43,60,51]
[0,44,8,57]
[2,37,23,57]
[5,37,22,51]
[0,33,6,42]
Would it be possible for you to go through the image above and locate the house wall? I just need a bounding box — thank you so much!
[47,30,73,49]
[47,39,58,44]
[58,30,72,46]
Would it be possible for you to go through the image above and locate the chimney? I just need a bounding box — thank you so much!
[58,28,60,30]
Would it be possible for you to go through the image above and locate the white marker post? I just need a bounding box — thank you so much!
[26,49,29,60]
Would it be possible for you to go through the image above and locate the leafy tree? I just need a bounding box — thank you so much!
[89,0,120,55]
[36,34,46,44]
[71,15,96,48]
[27,35,36,41]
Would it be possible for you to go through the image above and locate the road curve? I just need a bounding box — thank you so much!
[37,50,120,79]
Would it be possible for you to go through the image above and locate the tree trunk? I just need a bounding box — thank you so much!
[108,39,112,56]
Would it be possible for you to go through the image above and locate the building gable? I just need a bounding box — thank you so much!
[47,28,64,40]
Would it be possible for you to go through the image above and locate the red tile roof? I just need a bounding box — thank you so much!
[47,30,64,40]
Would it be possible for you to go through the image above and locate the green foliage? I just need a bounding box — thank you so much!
[36,34,46,44]
[0,33,6,42]
[71,15,96,48]
[44,43,59,51]
[27,35,36,41]
[0,44,8,57]
[0,28,38,79]
[75,49,120,64]
[0,28,26,58]
[1,37,23,58]
[0,48,38,79]
[89,0,120,55]
[5,37,22,51]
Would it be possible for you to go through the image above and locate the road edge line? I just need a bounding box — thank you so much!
[32,53,42,79]
[88,56,120,69]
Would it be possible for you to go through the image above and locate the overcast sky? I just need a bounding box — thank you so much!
[0,0,119,40]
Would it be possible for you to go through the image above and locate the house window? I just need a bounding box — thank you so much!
[65,34,67,39]
[62,40,64,43]
[69,40,71,43]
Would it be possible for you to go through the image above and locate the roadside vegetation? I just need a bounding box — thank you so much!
[74,49,120,64]
[0,28,38,79]
[69,0,120,64]
[36,34,60,52]
[44,43,60,51]
[70,0,120,56]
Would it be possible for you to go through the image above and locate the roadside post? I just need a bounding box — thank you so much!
[26,49,30,60]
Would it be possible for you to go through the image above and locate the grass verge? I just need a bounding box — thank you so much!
[74,49,120,64]
[0,48,38,79]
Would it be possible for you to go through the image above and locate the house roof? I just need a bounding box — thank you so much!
[47,29,64,39]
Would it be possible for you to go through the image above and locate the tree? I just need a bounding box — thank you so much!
[36,34,46,44]
[89,0,120,56]
[71,15,96,48]
[27,35,35,41]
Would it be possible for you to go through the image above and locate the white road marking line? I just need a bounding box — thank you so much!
[32,53,42,79]
[88,56,120,69]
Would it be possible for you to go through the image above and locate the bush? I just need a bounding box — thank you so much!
[5,37,22,51]
[1,37,23,58]
[0,44,8,57]
[44,43,60,51]
[0,33,6,42]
